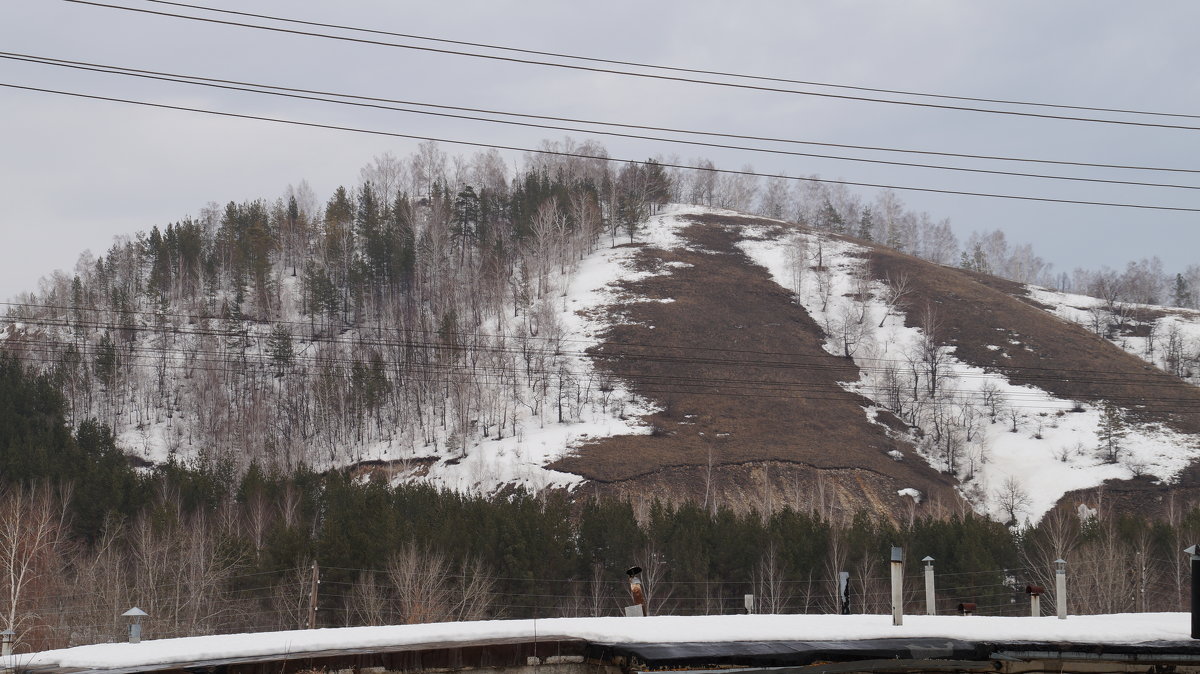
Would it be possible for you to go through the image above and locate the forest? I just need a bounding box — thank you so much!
[0,351,1197,653]
[2,140,1200,652]
[4,141,1194,483]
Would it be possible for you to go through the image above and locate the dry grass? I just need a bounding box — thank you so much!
[551,214,958,514]
[868,248,1200,433]
[866,247,1200,508]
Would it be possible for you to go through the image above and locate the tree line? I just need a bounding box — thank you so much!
[4,142,670,477]
[5,137,1196,481]
[1,352,1198,652]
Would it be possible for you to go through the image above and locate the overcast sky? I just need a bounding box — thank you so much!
[2,0,1198,302]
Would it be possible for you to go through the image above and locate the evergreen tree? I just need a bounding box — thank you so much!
[818,198,844,233]
[266,324,295,377]
[1097,401,1128,463]
[1172,273,1192,308]
[93,333,118,388]
[857,207,874,241]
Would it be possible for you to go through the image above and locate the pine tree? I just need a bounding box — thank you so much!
[857,207,874,241]
[1172,273,1192,308]
[818,198,844,233]
[1097,401,1128,463]
[266,324,295,377]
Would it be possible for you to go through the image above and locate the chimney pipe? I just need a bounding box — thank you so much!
[122,607,148,644]
[626,566,646,617]
[1026,585,1044,617]
[1055,559,1067,620]
[890,547,904,626]
[1187,546,1200,638]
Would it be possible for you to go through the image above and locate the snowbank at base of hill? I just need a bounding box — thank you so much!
[8,613,1191,671]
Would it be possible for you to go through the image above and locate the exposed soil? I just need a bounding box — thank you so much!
[866,245,1200,507]
[868,247,1200,434]
[550,214,959,515]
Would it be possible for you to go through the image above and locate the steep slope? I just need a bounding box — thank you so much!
[556,210,1200,523]
[551,210,958,517]
[7,203,1199,524]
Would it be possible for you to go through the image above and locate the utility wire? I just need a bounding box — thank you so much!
[62,0,1200,132]
[7,51,1198,191]
[9,326,1199,411]
[132,0,1200,122]
[4,310,1187,393]
[12,334,1189,413]
[4,300,1194,386]
[7,309,1190,398]
[4,81,1198,213]
[8,50,1200,175]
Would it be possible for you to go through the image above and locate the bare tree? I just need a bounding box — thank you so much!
[785,233,809,301]
[978,380,1002,422]
[585,563,611,617]
[828,303,870,358]
[0,484,70,652]
[387,543,452,624]
[878,272,914,328]
[995,476,1031,525]
[637,542,672,615]
[754,543,788,614]
[453,557,497,621]
[914,304,950,397]
[349,571,388,626]
[271,558,316,630]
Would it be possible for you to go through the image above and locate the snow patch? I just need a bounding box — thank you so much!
[737,225,1200,524]
[7,613,1191,672]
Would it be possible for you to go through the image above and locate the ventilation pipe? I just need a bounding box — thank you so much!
[1026,585,1044,617]
[122,607,148,644]
[626,566,646,617]
[1055,559,1067,620]
[890,547,904,626]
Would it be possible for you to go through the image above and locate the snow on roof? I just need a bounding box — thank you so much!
[5,613,1191,671]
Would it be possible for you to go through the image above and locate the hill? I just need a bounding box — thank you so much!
[549,209,1200,523]
[4,158,1199,525]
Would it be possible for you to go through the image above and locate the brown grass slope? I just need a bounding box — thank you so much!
[553,212,1200,516]
[884,250,1200,508]
[870,249,1200,433]
[551,214,959,515]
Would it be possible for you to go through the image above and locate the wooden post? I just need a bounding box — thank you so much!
[307,561,320,630]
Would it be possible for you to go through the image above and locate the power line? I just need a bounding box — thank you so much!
[3,300,1194,388]
[8,318,1199,411]
[62,0,1200,132]
[8,53,1200,176]
[10,331,1190,413]
[7,51,1199,192]
[4,81,1199,213]
[1,309,1182,393]
[130,0,1200,123]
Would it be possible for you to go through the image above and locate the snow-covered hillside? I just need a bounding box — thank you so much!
[8,202,1198,521]
[737,223,1199,525]
[1,207,721,495]
[1027,285,1200,384]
